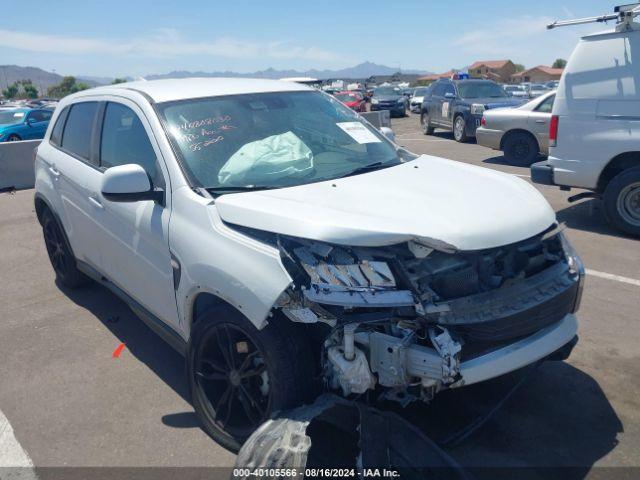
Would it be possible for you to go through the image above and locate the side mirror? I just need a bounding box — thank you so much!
[444,92,456,99]
[26,117,36,125]
[101,164,163,204]
[380,127,396,143]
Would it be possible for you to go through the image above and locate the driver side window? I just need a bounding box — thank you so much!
[443,84,456,97]
[99,102,162,186]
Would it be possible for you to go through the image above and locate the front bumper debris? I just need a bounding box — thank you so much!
[234,394,470,478]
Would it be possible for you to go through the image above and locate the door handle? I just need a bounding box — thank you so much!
[48,166,61,178]
[535,120,547,124]
[88,196,103,209]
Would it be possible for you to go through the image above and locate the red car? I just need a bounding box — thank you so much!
[334,91,367,112]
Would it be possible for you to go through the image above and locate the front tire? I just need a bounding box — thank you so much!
[41,208,89,288]
[453,115,469,143]
[503,132,539,166]
[7,134,21,142]
[188,306,315,452]
[603,166,640,236]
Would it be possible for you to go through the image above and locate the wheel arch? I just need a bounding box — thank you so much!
[500,128,539,151]
[34,193,50,225]
[34,192,78,257]
[597,152,640,193]
[187,290,275,340]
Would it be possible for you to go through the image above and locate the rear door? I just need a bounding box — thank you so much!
[528,94,554,153]
[47,101,105,267]
[429,83,445,124]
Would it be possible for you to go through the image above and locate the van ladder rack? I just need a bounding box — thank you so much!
[547,2,640,31]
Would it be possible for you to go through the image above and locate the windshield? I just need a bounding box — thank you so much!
[457,82,508,99]
[374,87,401,96]
[158,91,402,192]
[335,93,360,102]
[413,88,429,96]
[0,111,26,125]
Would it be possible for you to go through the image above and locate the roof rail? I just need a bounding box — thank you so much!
[547,2,640,31]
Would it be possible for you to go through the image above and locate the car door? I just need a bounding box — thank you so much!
[26,110,52,140]
[429,83,445,125]
[527,94,554,153]
[441,83,456,127]
[94,99,179,328]
[47,101,106,268]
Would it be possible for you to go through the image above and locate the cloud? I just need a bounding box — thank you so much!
[0,28,345,63]
[451,15,604,67]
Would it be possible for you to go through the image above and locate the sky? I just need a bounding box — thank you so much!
[0,0,625,78]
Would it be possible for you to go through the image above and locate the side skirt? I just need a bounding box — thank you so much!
[77,260,187,356]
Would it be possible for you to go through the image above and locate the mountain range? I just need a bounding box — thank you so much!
[1,62,431,95]
[145,62,430,81]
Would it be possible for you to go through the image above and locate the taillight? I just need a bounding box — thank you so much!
[549,115,559,147]
[480,115,486,126]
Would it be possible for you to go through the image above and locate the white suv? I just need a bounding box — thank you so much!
[35,78,583,451]
[532,9,640,235]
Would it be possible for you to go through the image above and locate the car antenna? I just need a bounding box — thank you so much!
[547,2,640,32]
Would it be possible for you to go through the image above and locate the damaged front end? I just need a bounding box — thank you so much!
[275,227,584,405]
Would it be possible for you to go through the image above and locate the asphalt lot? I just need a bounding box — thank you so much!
[1,114,639,478]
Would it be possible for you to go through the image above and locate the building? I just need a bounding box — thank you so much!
[510,65,564,84]
[468,60,517,83]
[416,70,457,85]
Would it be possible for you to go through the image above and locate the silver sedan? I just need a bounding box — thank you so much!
[476,91,555,165]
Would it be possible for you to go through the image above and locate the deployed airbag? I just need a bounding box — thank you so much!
[218,131,313,185]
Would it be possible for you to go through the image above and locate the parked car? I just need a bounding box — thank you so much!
[370,86,408,117]
[35,78,583,452]
[545,80,560,89]
[528,84,550,98]
[409,86,430,113]
[532,14,640,235]
[420,79,524,142]
[334,90,367,112]
[503,85,530,99]
[476,91,555,165]
[0,108,52,142]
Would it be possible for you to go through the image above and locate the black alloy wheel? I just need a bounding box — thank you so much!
[41,208,88,288]
[193,322,271,440]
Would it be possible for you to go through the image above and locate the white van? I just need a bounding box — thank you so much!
[531,5,640,235]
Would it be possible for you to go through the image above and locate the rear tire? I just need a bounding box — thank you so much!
[421,113,435,135]
[188,306,316,452]
[503,132,539,166]
[41,208,90,288]
[453,116,468,143]
[603,166,640,236]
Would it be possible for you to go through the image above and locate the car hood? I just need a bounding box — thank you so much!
[374,95,403,102]
[467,97,524,109]
[215,155,555,251]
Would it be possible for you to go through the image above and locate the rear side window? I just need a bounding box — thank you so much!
[50,107,69,146]
[30,110,52,122]
[535,94,555,113]
[61,102,99,161]
[100,102,159,185]
[432,84,445,96]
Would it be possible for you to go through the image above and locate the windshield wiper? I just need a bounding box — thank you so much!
[206,185,277,196]
[337,161,401,179]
